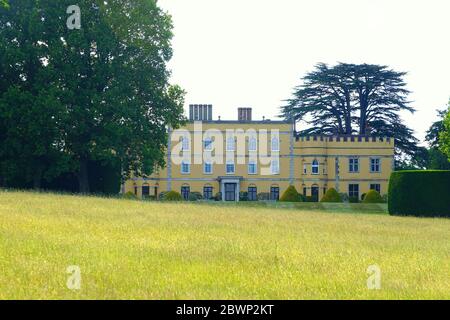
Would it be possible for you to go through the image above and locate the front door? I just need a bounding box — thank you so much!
[224,183,236,201]
[311,186,319,202]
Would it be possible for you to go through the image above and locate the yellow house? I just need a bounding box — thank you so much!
[124,105,394,201]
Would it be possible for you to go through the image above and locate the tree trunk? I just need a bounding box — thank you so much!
[77,158,90,194]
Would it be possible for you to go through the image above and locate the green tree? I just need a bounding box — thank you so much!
[281,63,420,167]
[440,109,450,161]
[1,1,185,192]
[424,103,450,169]
[0,2,69,188]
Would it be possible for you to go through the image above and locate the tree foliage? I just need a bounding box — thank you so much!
[440,108,450,162]
[281,63,420,167]
[0,1,185,192]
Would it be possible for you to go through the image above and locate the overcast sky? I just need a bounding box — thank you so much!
[159,0,450,143]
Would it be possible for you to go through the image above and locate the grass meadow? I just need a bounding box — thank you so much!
[0,190,449,299]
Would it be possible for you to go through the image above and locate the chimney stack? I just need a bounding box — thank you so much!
[238,108,252,121]
[189,104,212,121]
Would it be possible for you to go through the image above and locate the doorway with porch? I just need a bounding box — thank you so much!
[224,183,236,201]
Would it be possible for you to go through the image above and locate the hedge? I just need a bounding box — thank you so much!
[280,185,303,202]
[320,188,342,202]
[388,170,450,217]
[362,190,383,203]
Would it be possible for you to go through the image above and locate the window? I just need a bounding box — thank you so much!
[181,136,190,151]
[370,158,381,172]
[248,136,257,152]
[226,161,235,174]
[312,159,319,175]
[349,157,359,172]
[226,136,235,151]
[204,162,213,174]
[303,164,307,175]
[181,186,190,200]
[271,136,280,151]
[248,161,257,174]
[370,183,381,194]
[323,188,327,195]
[142,184,150,198]
[133,185,138,196]
[181,161,190,174]
[303,187,307,197]
[270,186,280,201]
[271,159,279,174]
[203,186,213,200]
[349,184,359,199]
[203,138,212,151]
[248,186,257,201]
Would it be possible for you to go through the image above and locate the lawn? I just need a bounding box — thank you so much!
[0,190,449,299]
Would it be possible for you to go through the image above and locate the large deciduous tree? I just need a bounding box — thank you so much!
[281,63,421,167]
[0,0,185,192]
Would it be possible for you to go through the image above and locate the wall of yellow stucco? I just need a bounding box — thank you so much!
[124,120,394,201]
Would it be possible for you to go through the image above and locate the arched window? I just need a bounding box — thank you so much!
[312,159,319,175]
[271,136,279,151]
[203,184,213,200]
[181,184,190,200]
[270,184,280,201]
[248,184,257,201]
[248,136,257,151]
[142,183,150,198]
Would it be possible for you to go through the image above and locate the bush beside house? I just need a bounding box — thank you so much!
[161,191,183,201]
[362,190,384,203]
[280,185,303,202]
[320,188,342,202]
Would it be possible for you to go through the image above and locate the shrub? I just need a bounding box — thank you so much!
[305,196,314,202]
[257,192,270,201]
[349,196,359,203]
[161,191,183,201]
[239,191,248,201]
[280,185,303,202]
[320,188,342,202]
[122,191,137,200]
[382,194,388,203]
[388,170,450,217]
[339,193,349,203]
[213,192,222,201]
[361,193,366,201]
[188,192,203,201]
[362,190,383,203]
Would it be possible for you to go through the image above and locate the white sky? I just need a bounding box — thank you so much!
[159,0,450,143]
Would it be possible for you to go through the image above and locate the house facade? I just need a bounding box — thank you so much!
[123,105,395,201]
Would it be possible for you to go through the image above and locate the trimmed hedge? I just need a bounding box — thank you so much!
[320,188,342,202]
[280,185,303,202]
[388,170,450,217]
[362,190,383,203]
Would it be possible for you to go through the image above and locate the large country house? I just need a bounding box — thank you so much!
[123,104,394,201]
